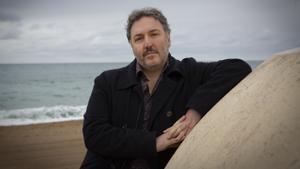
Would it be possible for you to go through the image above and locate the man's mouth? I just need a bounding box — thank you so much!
[143,51,158,57]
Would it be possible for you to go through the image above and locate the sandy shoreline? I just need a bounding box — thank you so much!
[0,120,86,169]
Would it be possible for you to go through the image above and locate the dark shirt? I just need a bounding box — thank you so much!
[136,62,168,129]
[129,62,168,169]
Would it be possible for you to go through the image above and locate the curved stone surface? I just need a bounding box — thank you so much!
[166,48,300,169]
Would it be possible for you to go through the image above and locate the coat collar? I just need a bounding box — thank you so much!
[116,54,183,90]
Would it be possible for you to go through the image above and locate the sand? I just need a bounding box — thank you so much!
[0,120,86,169]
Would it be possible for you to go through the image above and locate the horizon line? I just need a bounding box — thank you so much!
[0,59,264,65]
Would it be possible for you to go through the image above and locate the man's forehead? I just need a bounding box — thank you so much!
[131,17,164,35]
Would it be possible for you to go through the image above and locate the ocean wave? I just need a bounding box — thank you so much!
[0,105,86,126]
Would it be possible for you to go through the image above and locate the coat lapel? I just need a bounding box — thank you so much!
[149,75,180,128]
[148,55,184,128]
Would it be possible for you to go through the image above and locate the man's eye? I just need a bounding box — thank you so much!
[134,37,142,42]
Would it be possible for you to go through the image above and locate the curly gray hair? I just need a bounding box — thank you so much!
[126,7,171,42]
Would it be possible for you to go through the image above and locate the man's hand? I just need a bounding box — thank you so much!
[156,109,202,152]
[156,128,186,152]
[164,109,202,139]
[163,115,188,139]
[185,109,202,135]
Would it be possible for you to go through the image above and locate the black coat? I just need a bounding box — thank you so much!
[81,55,251,169]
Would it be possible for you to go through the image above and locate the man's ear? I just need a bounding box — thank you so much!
[167,33,171,48]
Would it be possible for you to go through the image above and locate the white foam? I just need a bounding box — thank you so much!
[0,105,86,126]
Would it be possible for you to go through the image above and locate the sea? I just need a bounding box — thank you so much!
[0,60,263,126]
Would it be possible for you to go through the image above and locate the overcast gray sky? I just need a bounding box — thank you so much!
[0,0,299,63]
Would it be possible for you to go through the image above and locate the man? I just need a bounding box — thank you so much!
[81,7,251,169]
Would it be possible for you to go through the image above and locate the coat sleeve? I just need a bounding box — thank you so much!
[83,72,157,159]
[185,58,252,117]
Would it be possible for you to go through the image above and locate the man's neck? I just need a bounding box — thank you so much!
[143,65,163,80]
[143,66,163,94]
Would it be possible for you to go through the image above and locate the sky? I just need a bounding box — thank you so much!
[0,0,299,63]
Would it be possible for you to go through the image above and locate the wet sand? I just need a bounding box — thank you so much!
[0,120,86,169]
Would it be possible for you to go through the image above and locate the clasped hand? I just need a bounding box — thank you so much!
[156,109,201,152]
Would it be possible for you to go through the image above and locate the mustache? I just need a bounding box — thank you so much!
[143,48,158,57]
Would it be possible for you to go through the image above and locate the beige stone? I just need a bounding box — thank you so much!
[166,48,300,169]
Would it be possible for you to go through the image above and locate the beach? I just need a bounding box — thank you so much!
[0,61,263,169]
[0,120,85,169]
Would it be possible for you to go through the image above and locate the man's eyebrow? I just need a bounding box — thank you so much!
[133,29,161,37]
[133,33,143,39]
[149,29,160,33]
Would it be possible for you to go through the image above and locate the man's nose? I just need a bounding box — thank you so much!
[144,36,153,48]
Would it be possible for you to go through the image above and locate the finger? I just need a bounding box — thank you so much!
[168,136,181,146]
[173,129,186,143]
[173,115,186,126]
[169,142,181,148]
[169,123,188,139]
[164,115,187,133]
[163,126,171,133]
[166,124,179,134]
[166,124,180,138]
[176,122,189,134]
[167,122,189,139]
[186,126,193,135]
[171,119,188,133]
[179,127,188,141]
[167,127,180,139]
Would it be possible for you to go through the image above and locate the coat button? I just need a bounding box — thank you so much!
[166,111,173,117]
[122,124,127,128]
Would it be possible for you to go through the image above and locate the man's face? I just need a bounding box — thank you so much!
[130,17,170,71]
